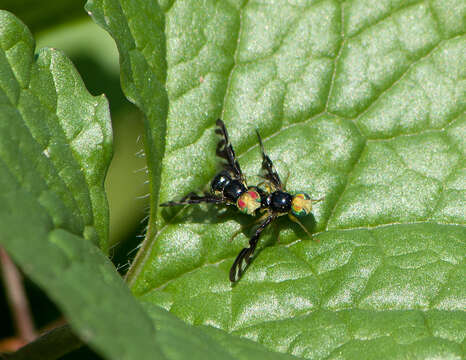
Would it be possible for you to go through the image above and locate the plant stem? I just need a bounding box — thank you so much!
[0,248,36,343]
[2,325,83,360]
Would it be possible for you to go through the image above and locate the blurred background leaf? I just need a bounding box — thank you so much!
[1,0,86,34]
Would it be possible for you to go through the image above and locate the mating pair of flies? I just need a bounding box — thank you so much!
[161,119,322,282]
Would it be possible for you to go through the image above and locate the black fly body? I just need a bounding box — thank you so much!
[161,119,323,282]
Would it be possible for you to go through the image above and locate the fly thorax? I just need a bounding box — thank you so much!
[236,190,261,215]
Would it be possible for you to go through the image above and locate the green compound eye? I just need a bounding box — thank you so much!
[291,193,311,217]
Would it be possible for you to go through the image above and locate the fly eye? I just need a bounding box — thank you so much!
[291,192,311,217]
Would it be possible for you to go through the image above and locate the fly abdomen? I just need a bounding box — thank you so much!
[223,180,247,202]
[211,170,232,196]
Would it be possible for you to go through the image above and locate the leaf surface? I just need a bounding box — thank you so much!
[91,0,465,359]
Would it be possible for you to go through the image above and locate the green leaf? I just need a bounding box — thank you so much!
[0,10,112,251]
[142,301,300,360]
[0,10,164,360]
[0,7,297,360]
[90,0,465,359]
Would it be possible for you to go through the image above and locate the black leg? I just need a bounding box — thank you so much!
[227,210,271,242]
[255,129,282,190]
[160,192,225,206]
[229,214,275,282]
[216,119,245,184]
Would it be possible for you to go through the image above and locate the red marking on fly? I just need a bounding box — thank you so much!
[248,190,259,199]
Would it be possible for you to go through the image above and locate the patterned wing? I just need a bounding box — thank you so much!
[229,214,275,282]
[160,192,225,207]
[256,129,282,190]
[215,119,246,184]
